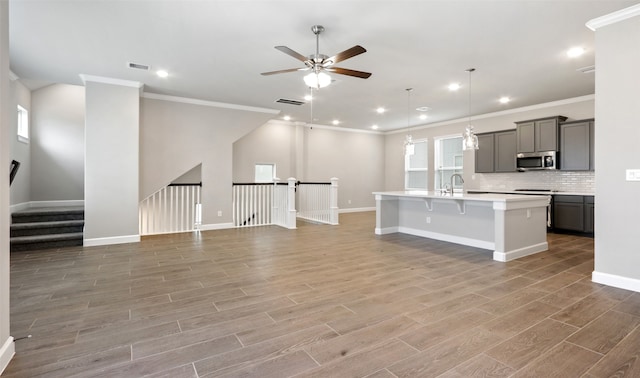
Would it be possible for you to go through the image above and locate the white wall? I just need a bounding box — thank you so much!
[385,96,596,192]
[0,1,15,373]
[233,121,385,210]
[84,80,139,244]
[9,79,30,206]
[140,96,276,226]
[591,7,640,292]
[30,84,85,201]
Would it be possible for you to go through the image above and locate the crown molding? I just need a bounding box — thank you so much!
[142,92,280,115]
[386,94,595,135]
[267,119,383,135]
[79,74,144,88]
[586,3,640,31]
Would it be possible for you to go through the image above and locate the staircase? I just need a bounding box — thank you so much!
[10,207,84,252]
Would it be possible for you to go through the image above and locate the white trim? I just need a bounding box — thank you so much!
[586,3,640,31]
[339,207,376,213]
[8,70,17,81]
[79,74,144,88]
[290,120,384,135]
[493,242,549,262]
[397,226,495,250]
[142,92,280,115]
[10,200,85,213]
[84,234,140,247]
[592,271,640,293]
[375,226,399,235]
[199,222,235,231]
[387,94,595,135]
[0,336,15,375]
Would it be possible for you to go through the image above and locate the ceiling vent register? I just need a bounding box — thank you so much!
[276,98,305,106]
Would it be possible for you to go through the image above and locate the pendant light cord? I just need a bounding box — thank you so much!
[406,88,413,135]
[466,68,475,123]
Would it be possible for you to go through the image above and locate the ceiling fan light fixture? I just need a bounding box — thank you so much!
[304,71,331,89]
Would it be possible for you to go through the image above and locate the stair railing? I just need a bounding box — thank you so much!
[139,182,202,235]
[10,160,20,185]
[297,178,339,225]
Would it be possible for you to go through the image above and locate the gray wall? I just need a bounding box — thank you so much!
[9,79,30,206]
[593,12,640,287]
[384,97,596,192]
[84,80,139,243]
[1,0,13,371]
[30,84,85,201]
[140,97,276,226]
[233,121,386,210]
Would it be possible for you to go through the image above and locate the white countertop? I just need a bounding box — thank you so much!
[466,189,594,196]
[373,190,551,203]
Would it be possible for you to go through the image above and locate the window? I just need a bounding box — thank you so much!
[17,105,29,142]
[254,163,275,183]
[435,135,463,190]
[405,139,428,190]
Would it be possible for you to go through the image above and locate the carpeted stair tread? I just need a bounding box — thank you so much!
[10,220,84,230]
[10,232,84,244]
[12,207,84,223]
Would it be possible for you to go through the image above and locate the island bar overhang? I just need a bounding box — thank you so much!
[373,191,550,262]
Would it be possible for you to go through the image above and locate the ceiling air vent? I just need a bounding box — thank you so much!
[276,98,305,106]
[576,65,595,74]
[128,62,150,71]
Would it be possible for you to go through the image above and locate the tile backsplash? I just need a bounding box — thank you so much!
[470,170,595,193]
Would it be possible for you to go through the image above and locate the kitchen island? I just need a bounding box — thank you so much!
[373,191,550,262]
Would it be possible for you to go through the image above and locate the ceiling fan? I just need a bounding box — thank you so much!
[261,25,372,88]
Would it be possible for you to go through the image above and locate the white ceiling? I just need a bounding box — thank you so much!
[8,0,637,132]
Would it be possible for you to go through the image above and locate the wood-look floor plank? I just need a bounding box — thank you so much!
[7,212,637,377]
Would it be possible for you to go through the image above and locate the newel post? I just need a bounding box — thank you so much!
[272,177,280,225]
[287,177,297,229]
[330,177,339,225]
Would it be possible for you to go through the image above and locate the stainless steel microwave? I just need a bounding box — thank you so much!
[516,151,557,171]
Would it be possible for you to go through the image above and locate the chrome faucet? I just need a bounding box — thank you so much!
[449,174,464,194]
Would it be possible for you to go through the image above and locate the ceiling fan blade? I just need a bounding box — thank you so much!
[327,67,372,79]
[274,46,308,62]
[326,45,366,65]
[261,67,307,76]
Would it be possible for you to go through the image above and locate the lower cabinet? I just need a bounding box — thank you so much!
[553,195,594,234]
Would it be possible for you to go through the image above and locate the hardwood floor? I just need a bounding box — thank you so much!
[5,211,640,377]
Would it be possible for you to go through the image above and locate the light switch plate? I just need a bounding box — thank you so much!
[626,169,640,181]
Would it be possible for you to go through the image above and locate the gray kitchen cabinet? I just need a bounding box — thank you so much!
[475,130,516,173]
[475,133,495,173]
[495,130,517,172]
[553,195,594,234]
[560,119,594,171]
[516,116,567,153]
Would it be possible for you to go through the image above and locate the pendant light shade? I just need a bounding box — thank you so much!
[403,88,415,156]
[463,68,479,151]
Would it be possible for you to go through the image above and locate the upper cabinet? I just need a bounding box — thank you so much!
[475,130,516,173]
[560,119,595,171]
[515,116,567,153]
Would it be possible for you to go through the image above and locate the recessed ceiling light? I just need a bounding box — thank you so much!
[371,125,379,130]
[304,94,313,101]
[376,107,385,114]
[156,70,169,78]
[567,47,585,58]
[416,106,431,112]
[499,96,510,104]
[448,83,461,91]
[419,114,428,120]
[332,120,340,125]
[283,115,291,121]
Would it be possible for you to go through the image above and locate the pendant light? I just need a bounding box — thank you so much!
[403,88,414,156]
[463,68,479,150]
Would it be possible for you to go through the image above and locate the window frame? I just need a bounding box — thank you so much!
[434,134,464,191]
[404,138,428,190]
[17,105,29,143]
[254,163,276,183]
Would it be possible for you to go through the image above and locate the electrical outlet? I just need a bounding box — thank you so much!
[426,216,431,224]
[348,200,352,204]
[217,211,222,217]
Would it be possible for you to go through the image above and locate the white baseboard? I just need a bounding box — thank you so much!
[0,336,15,375]
[199,222,235,231]
[592,271,640,293]
[10,200,84,213]
[493,242,549,262]
[339,207,375,214]
[84,234,140,247]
